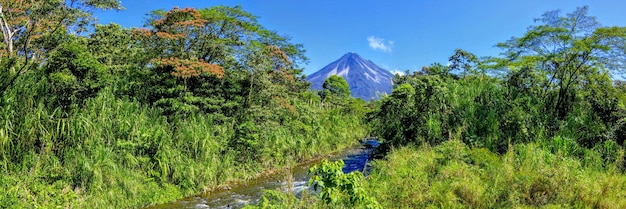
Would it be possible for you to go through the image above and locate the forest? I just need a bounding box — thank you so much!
[1,1,626,209]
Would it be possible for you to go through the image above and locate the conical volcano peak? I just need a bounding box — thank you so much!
[338,52,369,63]
[341,52,361,59]
[306,52,394,101]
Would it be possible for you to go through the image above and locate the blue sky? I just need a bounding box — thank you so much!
[94,0,626,75]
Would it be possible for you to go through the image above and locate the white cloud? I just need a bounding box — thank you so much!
[367,36,394,53]
[390,70,405,76]
[381,64,404,76]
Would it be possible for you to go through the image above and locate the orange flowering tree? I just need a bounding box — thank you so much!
[131,7,230,116]
[131,6,307,118]
[127,6,311,159]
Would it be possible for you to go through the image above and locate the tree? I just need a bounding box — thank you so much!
[448,48,480,78]
[131,6,307,119]
[372,83,416,146]
[494,6,626,120]
[320,75,350,100]
[43,39,109,111]
[88,23,147,70]
[0,0,123,95]
[140,6,306,67]
[229,44,306,161]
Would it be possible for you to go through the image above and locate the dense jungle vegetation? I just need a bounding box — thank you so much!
[3,2,626,208]
[0,1,368,208]
[249,6,626,209]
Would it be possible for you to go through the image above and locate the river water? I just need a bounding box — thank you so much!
[147,139,379,209]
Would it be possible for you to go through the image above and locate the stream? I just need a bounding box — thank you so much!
[147,138,380,209]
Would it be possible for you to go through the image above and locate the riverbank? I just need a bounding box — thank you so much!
[172,138,365,202]
[148,139,380,208]
[247,139,626,208]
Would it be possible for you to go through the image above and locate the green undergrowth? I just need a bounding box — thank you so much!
[251,139,626,208]
[364,140,626,208]
[0,89,367,208]
[245,159,381,209]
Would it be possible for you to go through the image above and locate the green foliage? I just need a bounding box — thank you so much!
[308,160,381,209]
[43,39,110,111]
[363,8,626,208]
[320,75,351,100]
[0,0,122,95]
[0,84,367,208]
[88,23,148,69]
[494,6,626,122]
[372,7,626,154]
[0,4,370,209]
[448,48,480,77]
[127,6,309,120]
[249,190,303,209]
[371,83,417,145]
[248,6,626,209]
[363,141,626,208]
[4,3,626,209]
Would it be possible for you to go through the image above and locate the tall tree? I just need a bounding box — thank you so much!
[133,6,307,117]
[448,48,480,78]
[494,6,626,120]
[140,6,306,67]
[0,0,123,94]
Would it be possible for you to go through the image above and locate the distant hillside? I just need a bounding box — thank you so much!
[306,52,394,101]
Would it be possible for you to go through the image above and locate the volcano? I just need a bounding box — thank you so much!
[306,52,395,101]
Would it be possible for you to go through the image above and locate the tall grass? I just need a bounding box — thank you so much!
[0,83,367,208]
[250,138,626,208]
[363,140,626,208]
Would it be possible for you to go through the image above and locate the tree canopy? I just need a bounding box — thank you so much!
[494,6,626,120]
[321,75,350,98]
[0,0,123,94]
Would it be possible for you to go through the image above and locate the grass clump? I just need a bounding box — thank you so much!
[363,140,626,208]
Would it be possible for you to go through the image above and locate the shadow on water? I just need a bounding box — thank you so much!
[147,138,380,209]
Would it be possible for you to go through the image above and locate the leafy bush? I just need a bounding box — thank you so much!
[308,160,380,208]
